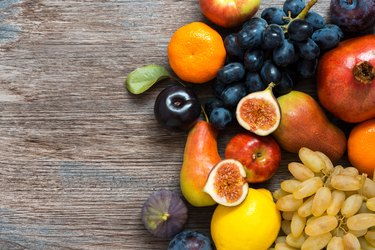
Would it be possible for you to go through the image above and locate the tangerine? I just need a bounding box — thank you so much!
[167,22,226,84]
[348,119,375,177]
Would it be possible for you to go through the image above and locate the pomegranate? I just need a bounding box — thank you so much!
[317,34,375,123]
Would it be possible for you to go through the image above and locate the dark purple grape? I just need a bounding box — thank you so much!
[224,34,245,59]
[288,19,313,42]
[312,27,341,50]
[204,97,224,117]
[273,39,296,67]
[210,107,233,130]
[245,72,267,93]
[325,24,344,40]
[216,62,246,85]
[213,79,226,97]
[242,17,268,28]
[236,24,265,49]
[305,11,326,30]
[283,0,306,17]
[244,49,264,72]
[262,24,285,49]
[330,0,375,33]
[220,83,247,108]
[260,60,282,84]
[142,190,188,239]
[296,58,318,78]
[261,7,288,25]
[274,71,294,95]
[154,85,201,131]
[296,38,320,60]
[168,230,214,250]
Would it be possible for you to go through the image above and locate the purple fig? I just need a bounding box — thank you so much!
[141,189,188,238]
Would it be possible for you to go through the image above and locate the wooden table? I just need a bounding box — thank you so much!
[0,0,353,249]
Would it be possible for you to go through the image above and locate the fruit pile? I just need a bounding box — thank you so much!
[207,0,346,130]
[125,0,375,249]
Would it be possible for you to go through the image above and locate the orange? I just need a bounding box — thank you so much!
[168,22,226,84]
[347,119,375,177]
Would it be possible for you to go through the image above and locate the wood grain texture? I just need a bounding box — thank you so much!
[0,0,351,249]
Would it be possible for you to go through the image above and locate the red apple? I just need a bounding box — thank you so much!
[225,132,281,183]
[199,0,261,28]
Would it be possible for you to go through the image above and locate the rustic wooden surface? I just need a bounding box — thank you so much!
[0,0,355,249]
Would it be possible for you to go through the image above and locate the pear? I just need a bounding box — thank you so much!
[273,91,346,162]
[180,120,221,207]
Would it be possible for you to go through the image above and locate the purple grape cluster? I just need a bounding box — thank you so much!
[206,0,343,130]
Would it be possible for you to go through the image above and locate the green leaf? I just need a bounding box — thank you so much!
[125,64,170,94]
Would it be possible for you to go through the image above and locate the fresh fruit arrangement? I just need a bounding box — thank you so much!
[272,147,375,249]
[126,0,375,249]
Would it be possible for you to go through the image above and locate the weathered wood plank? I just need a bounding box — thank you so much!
[0,0,346,249]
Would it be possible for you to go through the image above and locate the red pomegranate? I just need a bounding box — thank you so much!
[317,34,375,123]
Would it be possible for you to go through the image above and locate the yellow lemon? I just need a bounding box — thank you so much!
[211,188,281,250]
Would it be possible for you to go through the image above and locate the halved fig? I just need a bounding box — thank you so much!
[236,83,281,136]
[203,159,248,207]
[141,189,188,238]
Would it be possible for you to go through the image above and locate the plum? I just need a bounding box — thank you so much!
[168,230,214,250]
[141,190,188,238]
[330,0,375,33]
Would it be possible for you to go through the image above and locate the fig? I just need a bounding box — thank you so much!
[203,159,248,207]
[317,34,375,123]
[168,230,214,250]
[236,83,281,136]
[141,189,188,238]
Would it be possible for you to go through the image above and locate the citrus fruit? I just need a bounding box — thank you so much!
[211,188,281,250]
[348,119,375,177]
[167,22,226,84]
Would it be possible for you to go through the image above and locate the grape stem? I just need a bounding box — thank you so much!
[282,0,318,32]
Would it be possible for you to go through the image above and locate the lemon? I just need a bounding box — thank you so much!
[211,188,281,250]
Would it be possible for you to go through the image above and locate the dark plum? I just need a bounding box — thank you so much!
[209,107,233,130]
[168,230,214,250]
[154,85,201,131]
[305,11,326,30]
[260,60,282,84]
[283,0,306,17]
[330,0,375,33]
[224,34,245,60]
[288,19,313,42]
[261,7,288,25]
[312,27,341,50]
[220,83,247,108]
[273,39,296,67]
[244,49,264,72]
[142,190,188,239]
[245,72,267,93]
[262,24,285,49]
[216,62,246,85]
[204,97,224,117]
[296,38,320,60]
